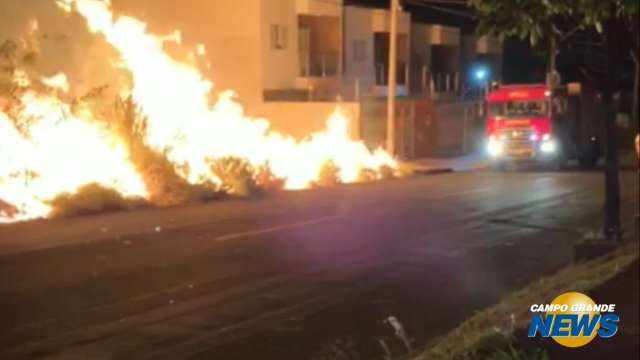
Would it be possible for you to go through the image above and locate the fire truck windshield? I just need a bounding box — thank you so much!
[489,100,548,118]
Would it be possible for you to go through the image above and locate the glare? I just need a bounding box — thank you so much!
[487,137,504,157]
[540,140,556,153]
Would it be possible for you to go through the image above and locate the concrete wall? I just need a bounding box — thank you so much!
[260,0,299,93]
[344,6,377,95]
[296,0,343,17]
[254,101,361,140]
[371,9,411,34]
[344,6,412,97]
[423,24,460,46]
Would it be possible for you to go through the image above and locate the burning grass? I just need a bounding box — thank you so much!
[110,96,223,205]
[0,0,399,223]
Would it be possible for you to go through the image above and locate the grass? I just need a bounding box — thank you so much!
[210,156,259,196]
[415,240,639,360]
[47,183,148,218]
[315,160,340,188]
[110,97,224,205]
[14,94,406,219]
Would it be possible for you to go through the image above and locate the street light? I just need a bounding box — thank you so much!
[472,65,490,99]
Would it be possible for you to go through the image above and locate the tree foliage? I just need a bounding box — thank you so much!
[469,0,638,45]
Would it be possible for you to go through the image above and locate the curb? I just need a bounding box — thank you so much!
[412,167,454,175]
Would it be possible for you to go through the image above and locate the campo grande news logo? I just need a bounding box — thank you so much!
[527,292,619,347]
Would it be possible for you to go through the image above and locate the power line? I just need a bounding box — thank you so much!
[404,0,474,18]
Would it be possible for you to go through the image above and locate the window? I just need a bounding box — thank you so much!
[353,40,366,63]
[489,101,549,118]
[270,24,288,50]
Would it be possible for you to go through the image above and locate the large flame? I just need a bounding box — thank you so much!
[0,0,396,223]
[0,89,147,222]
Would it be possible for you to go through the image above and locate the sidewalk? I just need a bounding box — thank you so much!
[405,153,489,174]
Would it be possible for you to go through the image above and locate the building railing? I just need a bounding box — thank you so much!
[375,62,408,86]
[300,51,340,78]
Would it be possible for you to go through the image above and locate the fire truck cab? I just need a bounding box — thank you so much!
[484,83,600,170]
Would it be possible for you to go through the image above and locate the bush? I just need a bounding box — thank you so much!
[47,183,148,218]
[379,164,396,180]
[255,164,285,193]
[110,97,223,205]
[210,157,258,196]
[315,160,340,187]
[357,168,377,183]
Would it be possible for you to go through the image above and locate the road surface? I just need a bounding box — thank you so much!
[0,170,638,359]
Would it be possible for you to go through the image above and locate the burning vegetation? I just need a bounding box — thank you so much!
[0,0,397,223]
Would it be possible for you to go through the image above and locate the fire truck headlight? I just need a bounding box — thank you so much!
[542,133,551,141]
[530,133,539,141]
[487,138,504,157]
[540,139,557,153]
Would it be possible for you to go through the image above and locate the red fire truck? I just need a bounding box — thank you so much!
[484,83,601,170]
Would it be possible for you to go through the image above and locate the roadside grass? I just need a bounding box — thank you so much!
[414,239,639,360]
[47,183,149,218]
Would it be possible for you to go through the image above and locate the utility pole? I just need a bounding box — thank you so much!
[386,0,399,155]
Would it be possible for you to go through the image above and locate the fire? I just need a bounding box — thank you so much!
[0,0,396,223]
[41,73,70,93]
[0,88,147,222]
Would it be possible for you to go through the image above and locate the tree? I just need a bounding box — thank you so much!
[470,0,639,241]
[468,0,576,74]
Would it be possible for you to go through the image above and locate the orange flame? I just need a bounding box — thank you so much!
[0,89,147,222]
[0,0,396,222]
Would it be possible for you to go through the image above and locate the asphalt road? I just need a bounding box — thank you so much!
[0,169,638,359]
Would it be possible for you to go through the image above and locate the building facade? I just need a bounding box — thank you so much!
[108,0,502,155]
